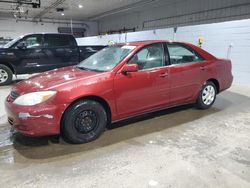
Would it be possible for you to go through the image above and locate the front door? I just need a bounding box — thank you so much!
[12,34,48,74]
[114,43,170,119]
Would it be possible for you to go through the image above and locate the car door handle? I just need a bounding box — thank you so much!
[200,66,207,70]
[159,73,169,77]
[66,49,73,53]
[35,49,42,53]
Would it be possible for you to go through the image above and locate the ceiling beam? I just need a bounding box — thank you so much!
[32,0,66,21]
[0,0,41,8]
[88,0,159,20]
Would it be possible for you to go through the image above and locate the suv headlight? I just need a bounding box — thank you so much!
[13,91,57,106]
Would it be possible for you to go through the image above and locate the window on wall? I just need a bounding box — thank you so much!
[167,44,204,65]
[128,43,164,70]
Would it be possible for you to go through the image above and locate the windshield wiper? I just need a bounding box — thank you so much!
[77,66,92,71]
[77,66,105,73]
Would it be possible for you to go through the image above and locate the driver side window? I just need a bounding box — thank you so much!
[13,35,43,49]
[128,43,164,70]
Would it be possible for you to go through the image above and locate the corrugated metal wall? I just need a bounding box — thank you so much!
[98,0,250,33]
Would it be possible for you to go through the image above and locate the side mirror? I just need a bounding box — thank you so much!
[17,42,26,50]
[121,64,139,74]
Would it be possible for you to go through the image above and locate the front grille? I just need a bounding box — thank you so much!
[10,91,20,101]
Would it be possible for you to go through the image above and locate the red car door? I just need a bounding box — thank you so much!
[167,43,207,105]
[114,43,170,119]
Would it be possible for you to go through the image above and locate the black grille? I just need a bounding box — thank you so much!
[10,91,20,101]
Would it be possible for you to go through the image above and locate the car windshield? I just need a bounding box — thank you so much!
[77,45,136,72]
[3,36,23,48]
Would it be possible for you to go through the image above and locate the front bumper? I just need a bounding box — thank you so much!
[5,99,65,137]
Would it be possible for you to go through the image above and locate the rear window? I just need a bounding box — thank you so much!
[44,35,74,47]
[167,43,204,64]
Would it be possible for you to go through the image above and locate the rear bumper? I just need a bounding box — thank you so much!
[5,99,65,137]
[220,75,233,93]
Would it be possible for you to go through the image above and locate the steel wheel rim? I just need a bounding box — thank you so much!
[202,85,215,105]
[0,69,8,83]
[75,110,98,134]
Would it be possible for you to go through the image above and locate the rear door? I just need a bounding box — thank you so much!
[43,34,79,69]
[66,35,80,65]
[114,43,171,118]
[167,43,208,105]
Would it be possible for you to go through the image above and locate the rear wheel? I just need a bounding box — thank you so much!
[196,81,217,109]
[61,100,107,144]
[0,64,13,86]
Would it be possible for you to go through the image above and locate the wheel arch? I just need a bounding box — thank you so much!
[0,62,15,74]
[60,95,112,131]
[207,78,220,94]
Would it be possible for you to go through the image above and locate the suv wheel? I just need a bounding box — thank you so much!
[0,64,13,86]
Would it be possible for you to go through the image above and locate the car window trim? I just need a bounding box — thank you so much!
[168,60,208,67]
[137,66,166,72]
[163,42,171,66]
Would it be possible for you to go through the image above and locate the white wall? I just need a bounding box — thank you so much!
[0,18,98,39]
[76,28,174,45]
[77,19,250,85]
[175,20,250,85]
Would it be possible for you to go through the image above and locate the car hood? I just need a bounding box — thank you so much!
[13,66,104,94]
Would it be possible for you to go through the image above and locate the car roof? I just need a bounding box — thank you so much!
[118,40,169,47]
[22,33,74,37]
[116,40,197,47]
[116,40,217,61]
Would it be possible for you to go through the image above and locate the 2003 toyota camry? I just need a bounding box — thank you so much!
[5,40,233,144]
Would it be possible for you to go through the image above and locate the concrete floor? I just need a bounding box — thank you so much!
[0,84,250,188]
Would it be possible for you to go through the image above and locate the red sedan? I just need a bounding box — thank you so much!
[5,40,233,144]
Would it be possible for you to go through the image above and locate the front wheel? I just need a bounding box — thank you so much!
[61,100,107,144]
[0,64,13,86]
[196,81,217,109]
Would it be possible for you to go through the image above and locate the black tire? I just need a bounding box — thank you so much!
[196,81,217,109]
[0,64,13,86]
[61,100,107,144]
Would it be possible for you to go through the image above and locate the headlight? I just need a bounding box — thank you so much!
[13,91,57,106]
